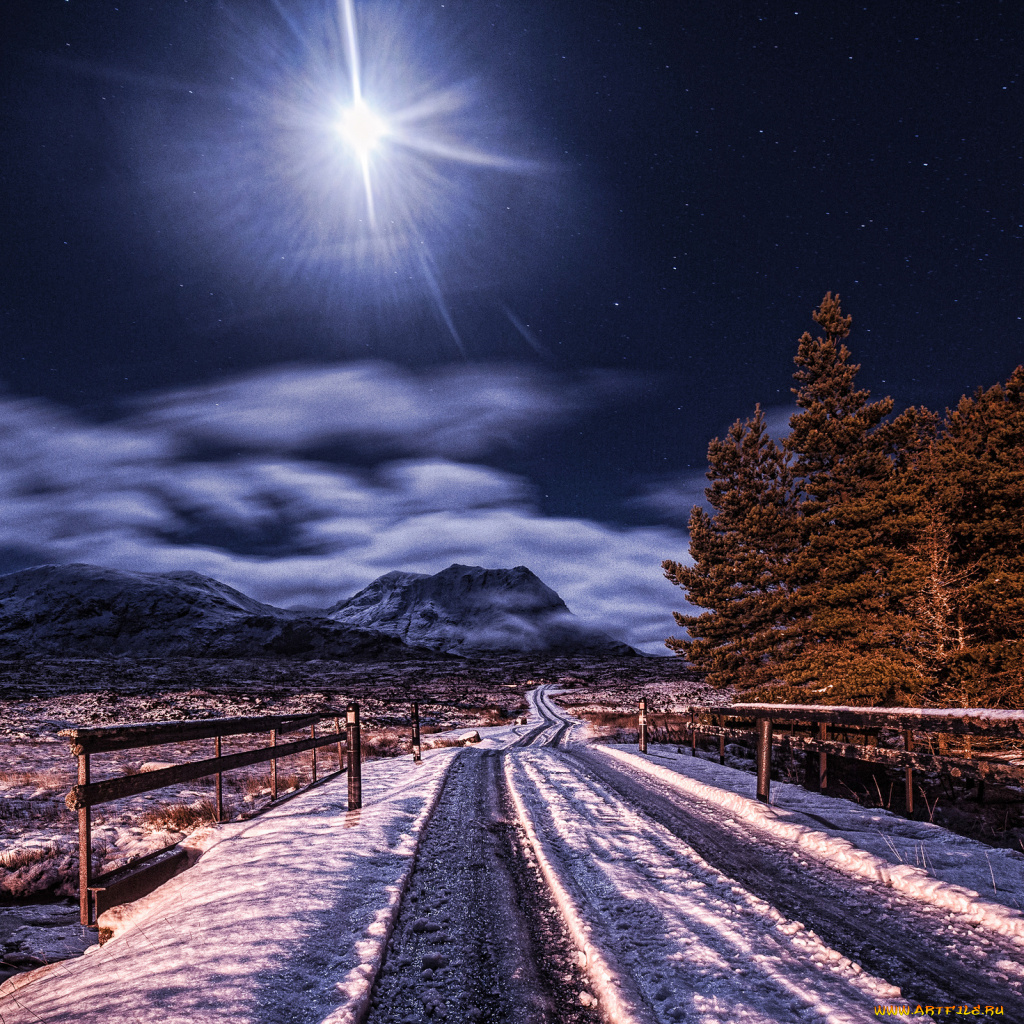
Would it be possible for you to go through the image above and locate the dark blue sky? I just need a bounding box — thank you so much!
[1,1,1021,650]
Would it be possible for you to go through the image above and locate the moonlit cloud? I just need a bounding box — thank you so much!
[632,403,800,525]
[132,362,629,457]
[0,364,690,653]
[633,472,712,525]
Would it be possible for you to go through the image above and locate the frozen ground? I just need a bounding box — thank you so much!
[3,685,1023,1023]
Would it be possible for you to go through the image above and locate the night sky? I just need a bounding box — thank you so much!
[1,1,1021,652]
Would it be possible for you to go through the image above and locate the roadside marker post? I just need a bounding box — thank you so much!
[78,752,91,927]
[347,703,362,811]
[818,722,828,793]
[271,728,278,800]
[412,701,422,763]
[214,735,223,822]
[638,697,648,754]
[756,717,773,804]
[904,728,914,816]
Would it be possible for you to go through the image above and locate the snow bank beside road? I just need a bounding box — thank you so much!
[602,745,1024,940]
[0,750,460,1024]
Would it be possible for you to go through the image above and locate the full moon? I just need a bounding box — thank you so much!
[338,98,389,158]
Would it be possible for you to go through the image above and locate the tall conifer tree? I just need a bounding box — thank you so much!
[663,405,793,691]
[919,367,1024,707]
[771,294,927,704]
[665,296,1021,708]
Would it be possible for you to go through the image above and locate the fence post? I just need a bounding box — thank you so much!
[412,701,422,763]
[638,697,648,753]
[271,728,278,800]
[756,717,773,804]
[347,703,362,811]
[818,722,828,793]
[904,729,914,816]
[335,716,344,772]
[691,710,697,757]
[214,735,223,822]
[718,714,725,764]
[78,751,92,928]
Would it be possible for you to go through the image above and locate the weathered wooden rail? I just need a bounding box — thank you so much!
[61,705,365,928]
[638,702,1024,809]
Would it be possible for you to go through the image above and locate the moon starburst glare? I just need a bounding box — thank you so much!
[146,0,551,357]
[93,0,563,361]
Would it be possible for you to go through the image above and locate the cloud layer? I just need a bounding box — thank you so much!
[0,364,692,653]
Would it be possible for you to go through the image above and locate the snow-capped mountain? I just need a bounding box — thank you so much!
[0,564,419,659]
[326,564,635,655]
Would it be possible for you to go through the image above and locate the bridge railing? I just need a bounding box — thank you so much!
[61,706,364,928]
[636,699,1024,809]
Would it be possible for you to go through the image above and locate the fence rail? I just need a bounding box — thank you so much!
[60,705,366,928]
[60,697,475,928]
[637,702,1024,809]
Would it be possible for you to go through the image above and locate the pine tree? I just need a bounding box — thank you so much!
[918,367,1024,707]
[664,295,1022,709]
[763,294,929,705]
[663,405,793,691]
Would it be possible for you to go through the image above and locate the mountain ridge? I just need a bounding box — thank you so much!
[0,564,421,659]
[327,563,635,656]
[0,562,634,658]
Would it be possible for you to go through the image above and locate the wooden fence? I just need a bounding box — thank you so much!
[61,705,365,928]
[638,698,1024,809]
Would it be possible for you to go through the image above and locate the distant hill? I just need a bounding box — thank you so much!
[0,562,634,659]
[327,564,635,656]
[0,564,422,659]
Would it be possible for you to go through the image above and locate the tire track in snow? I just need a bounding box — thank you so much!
[363,748,598,1024]
[514,686,573,748]
[565,747,1024,1015]
[507,747,903,1024]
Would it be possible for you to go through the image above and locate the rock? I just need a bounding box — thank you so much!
[459,731,481,745]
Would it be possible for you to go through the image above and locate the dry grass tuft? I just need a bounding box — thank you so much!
[241,772,272,798]
[236,771,301,797]
[0,769,70,791]
[363,726,410,759]
[143,799,218,832]
[0,843,61,871]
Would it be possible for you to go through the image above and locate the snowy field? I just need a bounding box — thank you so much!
[2,686,1023,1023]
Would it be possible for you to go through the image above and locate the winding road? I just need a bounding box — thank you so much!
[367,685,1024,1024]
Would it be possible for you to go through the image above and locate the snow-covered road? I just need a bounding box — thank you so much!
[565,746,1024,1012]
[3,685,1023,1023]
[509,746,903,1023]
